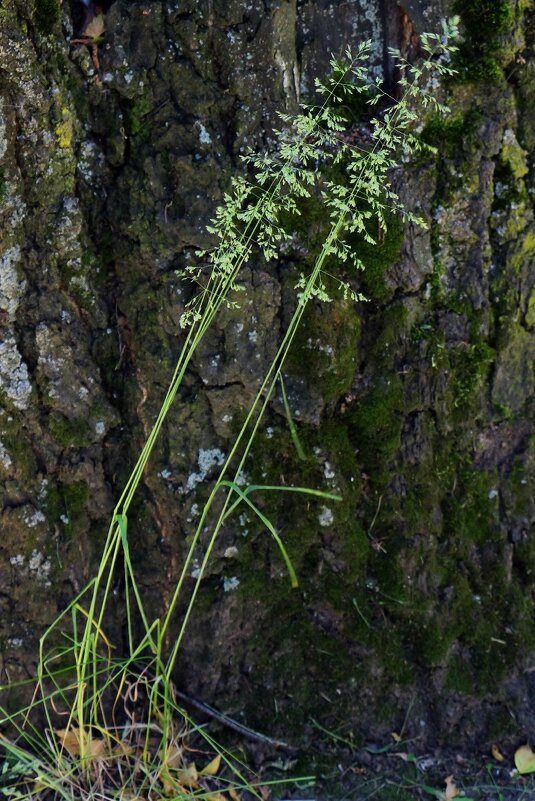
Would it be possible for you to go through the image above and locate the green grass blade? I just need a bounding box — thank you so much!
[279,372,306,460]
[221,480,298,587]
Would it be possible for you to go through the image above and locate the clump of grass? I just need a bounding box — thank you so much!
[0,18,459,800]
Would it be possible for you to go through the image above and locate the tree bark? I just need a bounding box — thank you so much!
[0,0,534,752]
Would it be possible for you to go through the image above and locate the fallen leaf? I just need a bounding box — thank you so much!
[391,732,401,743]
[88,737,106,759]
[444,775,459,800]
[515,744,535,774]
[160,769,180,798]
[160,744,183,771]
[206,794,226,801]
[491,744,505,762]
[228,788,241,801]
[55,728,106,760]
[55,728,82,757]
[112,741,135,757]
[201,754,221,776]
[176,762,199,788]
[260,787,271,801]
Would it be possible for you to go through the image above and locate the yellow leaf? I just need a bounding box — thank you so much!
[391,732,401,743]
[228,788,241,801]
[206,795,226,801]
[444,775,459,800]
[201,754,221,776]
[84,13,105,39]
[515,744,535,774]
[491,743,505,762]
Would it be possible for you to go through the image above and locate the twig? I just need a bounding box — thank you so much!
[175,688,298,753]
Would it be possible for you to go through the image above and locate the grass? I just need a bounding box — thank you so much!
[0,20,460,801]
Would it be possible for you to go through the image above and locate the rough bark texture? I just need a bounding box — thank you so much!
[1,0,535,759]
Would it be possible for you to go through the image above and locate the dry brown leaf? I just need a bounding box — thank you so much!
[260,787,271,801]
[160,744,184,771]
[491,743,505,762]
[444,775,459,801]
[112,741,135,757]
[55,728,113,762]
[201,754,221,776]
[160,769,180,798]
[515,744,535,774]
[206,794,226,801]
[55,728,82,757]
[228,788,241,801]
[88,737,106,759]
[176,762,199,788]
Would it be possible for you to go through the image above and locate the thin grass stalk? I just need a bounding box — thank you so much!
[161,34,457,669]
[54,54,369,737]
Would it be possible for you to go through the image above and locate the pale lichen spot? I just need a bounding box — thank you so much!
[186,447,226,491]
[24,509,45,528]
[318,506,334,527]
[0,440,13,470]
[28,549,51,583]
[223,576,240,592]
[196,122,212,145]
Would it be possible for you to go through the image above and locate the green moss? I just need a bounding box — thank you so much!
[34,0,60,34]
[49,413,91,448]
[374,627,414,684]
[445,654,473,692]
[45,481,88,531]
[286,296,360,403]
[450,341,494,414]
[453,0,516,82]
[500,132,529,180]
[351,212,405,302]
[127,96,154,140]
[1,426,36,482]
[421,116,465,159]
[347,375,404,485]
[443,466,500,545]
[411,618,451,667]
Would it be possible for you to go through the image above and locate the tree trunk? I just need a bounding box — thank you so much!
[1,0,534,754]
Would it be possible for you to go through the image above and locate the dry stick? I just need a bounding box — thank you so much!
[132,660,297,751]
[175,688,297,753]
